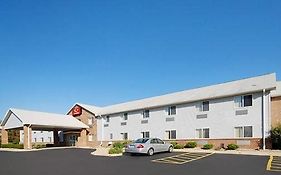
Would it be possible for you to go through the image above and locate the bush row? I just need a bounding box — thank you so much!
[170,141,239,150]
[109,141,129,154]
[0,143,24,149]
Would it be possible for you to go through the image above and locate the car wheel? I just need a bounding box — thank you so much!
[147,148,154,156]
[168,146,173,153]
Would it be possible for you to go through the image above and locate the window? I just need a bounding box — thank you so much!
[143,110,150,118]
[165,130,176,139]
[234,127,243,137]
[202,101,209,111]
[196,128,210,138]
[41,137,44,142]
[244,126,253,137]
[198,101,210,112]
[110,133,113,140]
[106,116,110,122]
[168,106,176,115]
[244,95,252,107]
[88,118,93,125]
[121,133,128,140]
[122,113,128,121]
[141,131,150,138]
[34,138,37,142]
[234,95,252,108]
[235,126,253,138]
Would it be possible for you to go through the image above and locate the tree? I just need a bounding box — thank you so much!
[270,124,281,150]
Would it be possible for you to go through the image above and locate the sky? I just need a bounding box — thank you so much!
[0,0,281,120]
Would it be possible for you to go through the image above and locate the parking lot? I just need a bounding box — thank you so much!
[0,148,280,175]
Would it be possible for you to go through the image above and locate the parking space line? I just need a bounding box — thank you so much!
[152,152,214,165]
[267,155,281,172]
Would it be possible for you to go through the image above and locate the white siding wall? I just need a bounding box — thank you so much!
[98,91,270,141]
[20,130,53,143]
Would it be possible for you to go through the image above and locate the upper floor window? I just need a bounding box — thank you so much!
[122,113,128,121]
[168,106,176,115]
[234,95,252,108]
[143,110,150,118]
[199,101,209,112]
[105,116,110,123]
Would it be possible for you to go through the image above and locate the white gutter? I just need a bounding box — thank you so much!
[262,89,266,150]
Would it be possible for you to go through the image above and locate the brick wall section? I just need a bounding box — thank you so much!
[23,125,32,149]
[70,106,100,147]
[271,96,281,127]
[1,127,8,144]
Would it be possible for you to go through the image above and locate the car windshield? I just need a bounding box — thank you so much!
[134,138,149,143]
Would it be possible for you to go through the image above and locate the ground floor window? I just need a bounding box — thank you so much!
[110,133,113,140]
[235,126,253,138]
[141,131,150,138]
[165,130,176,139]
[196,128,209,138]
[121,133,128,140]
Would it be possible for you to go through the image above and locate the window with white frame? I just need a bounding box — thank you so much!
[203,101,209,111]
[196,128,210,138]
[121,132,128,140]
[165,130,176,139]
[234,126,253,138]
[122,113,128,121]
[143,110,150,118]
[168,106,176,115]
[141,131,150,138]
[234,95,253,108]
[105,116,110,122]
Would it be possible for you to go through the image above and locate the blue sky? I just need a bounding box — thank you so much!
[0,0,280,120]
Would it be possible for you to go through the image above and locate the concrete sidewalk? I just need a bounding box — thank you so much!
[174,148,281,156]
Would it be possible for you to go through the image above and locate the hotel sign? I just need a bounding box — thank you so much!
[72,106,82,116]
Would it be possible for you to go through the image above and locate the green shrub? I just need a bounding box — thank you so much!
[33,144,46,149]
[113,142,124,149]
[202,144,213,150]
[174,144,184,149]
[170,141,178,147]
[108,147,123,154]
[0,143,24,149]
[185,141,197,148]
[227,144,239,150]
[270,124,281,150]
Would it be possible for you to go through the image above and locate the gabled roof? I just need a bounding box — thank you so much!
[1,108,89,130]
[67,103,102,115]
[75,73,277,116]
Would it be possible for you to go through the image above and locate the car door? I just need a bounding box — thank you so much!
[150,139,160,152]
[156,138,167,152]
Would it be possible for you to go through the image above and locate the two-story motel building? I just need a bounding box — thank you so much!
[1,73,281,149]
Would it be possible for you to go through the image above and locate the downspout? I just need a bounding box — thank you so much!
[262,89,266,150]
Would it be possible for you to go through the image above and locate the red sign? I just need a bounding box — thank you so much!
[72,106,82,116]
